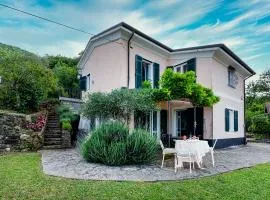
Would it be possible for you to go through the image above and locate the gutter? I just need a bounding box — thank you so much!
[127,32,134,88]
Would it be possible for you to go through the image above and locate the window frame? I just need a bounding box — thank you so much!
[225,108,238,133]
[228,67,236,88]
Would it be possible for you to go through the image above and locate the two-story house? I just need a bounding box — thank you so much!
[78,22,255,148]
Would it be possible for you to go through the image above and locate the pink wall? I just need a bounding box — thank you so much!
[197,57,245,139]
[82,39,128,95]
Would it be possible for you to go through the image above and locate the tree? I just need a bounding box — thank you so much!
[82,89,157,123]
[45,55,78,69]
[0,57,57,113]
[245,69,270,133]
[45,55,80,98]
[159,69,219,106]
[53,61,79,97]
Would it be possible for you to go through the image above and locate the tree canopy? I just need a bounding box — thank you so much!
[0,57,57,112]
[82,89,157,123]
[158,69,220,106]
[0,43,81,112]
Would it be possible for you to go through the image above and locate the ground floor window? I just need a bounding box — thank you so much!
[134,111,160,139]
[225,108,238,132]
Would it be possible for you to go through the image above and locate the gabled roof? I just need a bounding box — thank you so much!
[87,22,256,75]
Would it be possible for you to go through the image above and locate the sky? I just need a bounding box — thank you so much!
[0,0,269,78]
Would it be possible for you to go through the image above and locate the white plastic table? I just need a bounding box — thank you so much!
[174,140,210,168]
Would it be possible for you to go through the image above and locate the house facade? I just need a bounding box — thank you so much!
[78,22,255,148]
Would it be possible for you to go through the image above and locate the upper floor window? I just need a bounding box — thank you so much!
[79,73,91,91]
[135,55,159,89]
[228,66,238,88]
[172,58,196,74]
[142,60,151,82]
[175,64,188,73]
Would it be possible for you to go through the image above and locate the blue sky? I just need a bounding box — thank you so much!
[0,0,269,78]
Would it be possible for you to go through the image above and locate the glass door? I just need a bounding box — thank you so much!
[175,110,188,137]
[176,110,182,137]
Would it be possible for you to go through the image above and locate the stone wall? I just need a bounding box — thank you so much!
[0,110,46,152]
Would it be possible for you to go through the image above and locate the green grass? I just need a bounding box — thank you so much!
[0,153,270,200]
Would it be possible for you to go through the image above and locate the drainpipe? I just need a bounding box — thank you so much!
[127,32,134,88]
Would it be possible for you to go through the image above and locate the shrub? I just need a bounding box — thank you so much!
[79,121,158,166]
[62,121,72,131]
[57,104,77,123]
[25,113,46,131]
[251,114,270,135]
[127,129,158,164]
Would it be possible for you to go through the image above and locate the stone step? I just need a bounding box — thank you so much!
[44,133,62,138]
[45,126,61,133]
[42,145,63,149]
[44,138,62,142]
[46,125,60,129]
[47,116,58,119]
[44,140,62,145]
[47,120,59,122]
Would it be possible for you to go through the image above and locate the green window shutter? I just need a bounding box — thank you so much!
[187,58,196,73]
[234,110,238,131]
[79,76,87,91]
[135,55,143,88]
[225,108,230,132]
[153,63,160,88]
[153,111,157,131]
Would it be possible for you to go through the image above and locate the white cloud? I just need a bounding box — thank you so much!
[0,0,269,75]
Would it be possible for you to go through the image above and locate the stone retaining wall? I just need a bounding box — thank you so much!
[0,110,47,152]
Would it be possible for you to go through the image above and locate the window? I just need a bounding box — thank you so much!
[228,67,238,88]
[174,64,188,73]
[86,74,91,90]
[229,110,234,132]
[135,55,160,88]
[225,108,238,132]
[173,58,196,74]
[142,60,151,82]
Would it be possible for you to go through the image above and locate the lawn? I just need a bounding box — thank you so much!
[0,153,269,200]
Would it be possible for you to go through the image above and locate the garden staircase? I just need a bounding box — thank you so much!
[43,111,63,149]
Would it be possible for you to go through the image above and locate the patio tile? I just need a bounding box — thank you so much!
[41,143,270,181]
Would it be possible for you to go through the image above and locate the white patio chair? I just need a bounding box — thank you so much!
[160,140,176,168]
[209,139,218,167]
[175,152,195,173]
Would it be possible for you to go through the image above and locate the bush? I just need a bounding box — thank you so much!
[57,104,77,123]
[251,114,270,135]
[79,121,158,166]
[0,57,57,113]
[25,113,46,132]
[127,129,158,164]
[62,121,72,131]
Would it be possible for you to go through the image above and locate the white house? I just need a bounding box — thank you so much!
[78,22,255,148]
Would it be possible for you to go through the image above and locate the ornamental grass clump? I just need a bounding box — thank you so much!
[127,129,158,164]
[79,121,158,166]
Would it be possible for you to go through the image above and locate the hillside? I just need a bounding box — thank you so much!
[0,43,46,64]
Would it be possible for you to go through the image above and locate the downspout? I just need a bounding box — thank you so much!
[127,32,135,88]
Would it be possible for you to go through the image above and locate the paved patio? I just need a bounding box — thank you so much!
[41,143,270,181]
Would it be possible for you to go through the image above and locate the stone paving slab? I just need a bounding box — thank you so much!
[41,143,270,181]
